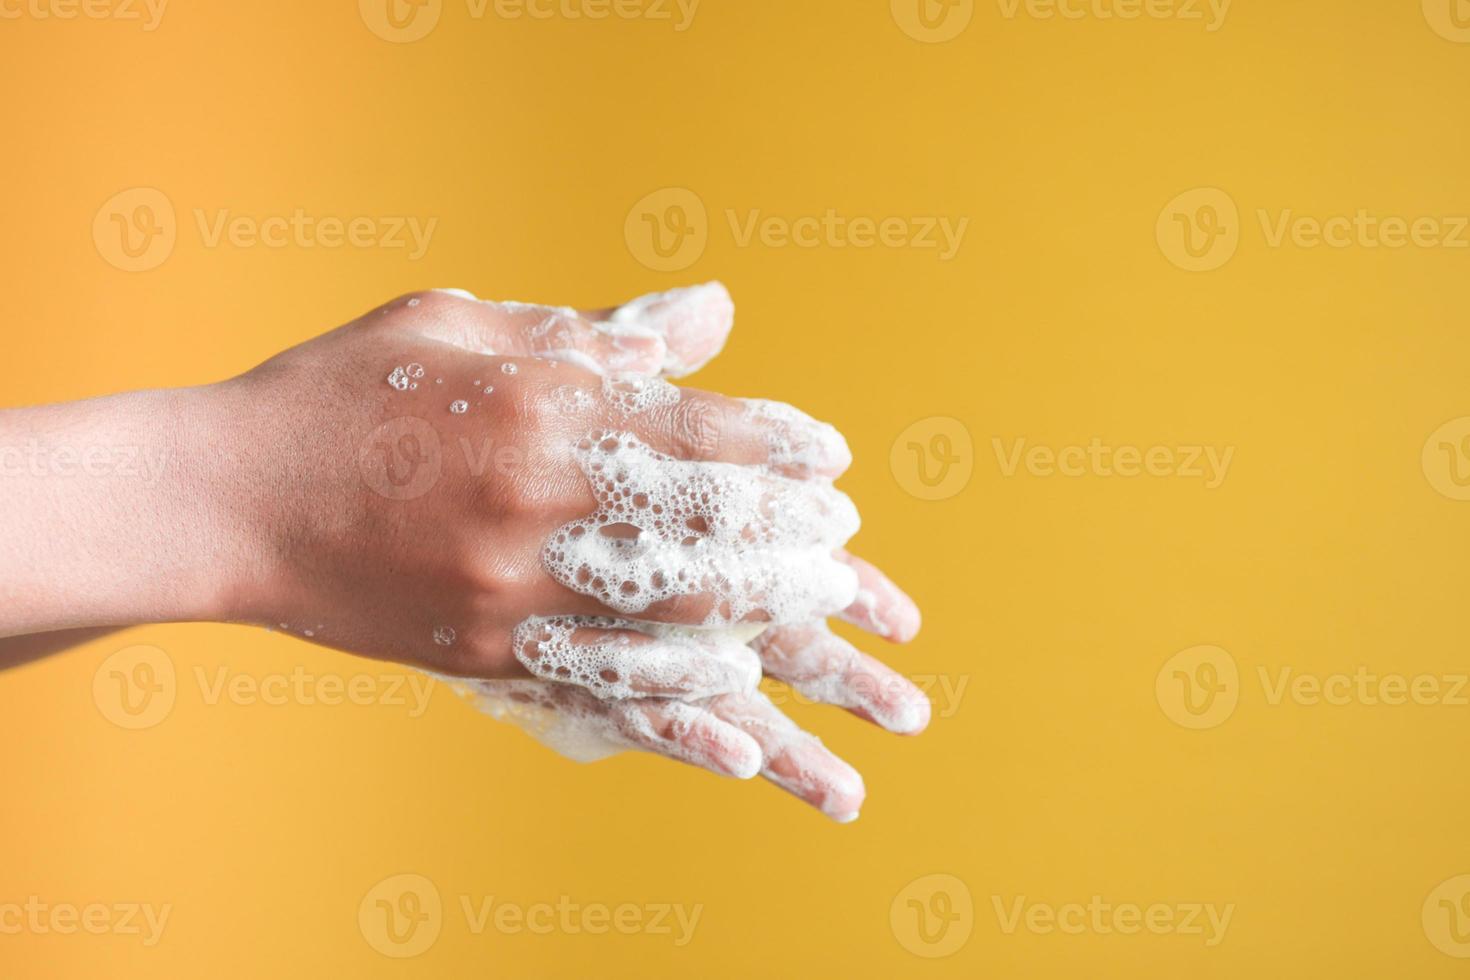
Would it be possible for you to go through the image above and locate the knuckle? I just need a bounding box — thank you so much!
[668,397,724,458]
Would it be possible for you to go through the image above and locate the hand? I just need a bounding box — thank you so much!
[0,280,927,823]
[212,287,862,698]
[416,287,928,822]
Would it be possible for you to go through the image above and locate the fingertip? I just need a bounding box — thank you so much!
[838,554,923,643]
[885,690,931,736]
[813,761,865,823]
[727,731,764,780]
[893,596,923,644]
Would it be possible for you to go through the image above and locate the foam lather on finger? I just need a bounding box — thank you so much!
[607,282,734,378]
[708,690,866,822]
[754,622,931,735]
[741,399,853,477]
[542,432,860,628]
[446,675,762,778]
[512,615,761,700]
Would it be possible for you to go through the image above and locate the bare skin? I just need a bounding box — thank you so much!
[0,283,926,820]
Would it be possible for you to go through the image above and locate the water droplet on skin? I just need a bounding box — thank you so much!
[279,623,289,629]
[435,378,443,384]
[407,363,425,379]
[450,400,469,414]
[407,298,421,307]
[387,367,411,391]
[303,630,314,637]
[483,386,494,395]
[409,382,418,390]
[501,363,518,376]
[433,627,457,647]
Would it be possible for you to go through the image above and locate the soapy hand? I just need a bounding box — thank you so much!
[407,285,929,822]
[217,286,860,700]
[0,281,924,822]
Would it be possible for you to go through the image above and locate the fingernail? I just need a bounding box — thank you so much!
[816,758,866,822]
[876,690,931,735]
[892,594,922,643]
[721,731,763,780]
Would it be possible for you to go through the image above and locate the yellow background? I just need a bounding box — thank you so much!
[3,0,1470,976]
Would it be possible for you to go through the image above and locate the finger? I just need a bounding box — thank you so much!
[544,437,861,627]
[754,622,931,735]
[584,282,735,379]
[553,549,860,629]
[404,290,669,376]
[512,616,760,700]
[629,392,852,479]
[455,678,762,779]
[706,691,866,823]
[611,698,763,780]
[835,552,922,643]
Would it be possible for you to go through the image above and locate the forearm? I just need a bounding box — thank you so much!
[0,387,252,637]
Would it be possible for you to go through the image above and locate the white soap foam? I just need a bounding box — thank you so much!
[511,616,761,701]
[741,398,851,475]
[601,375,681,417]
[448,669,762,776]
[608,282,733,378]
[541,432,860,629]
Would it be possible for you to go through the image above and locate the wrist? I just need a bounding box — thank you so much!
[169,377,293,627]
[0,383,277,635]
